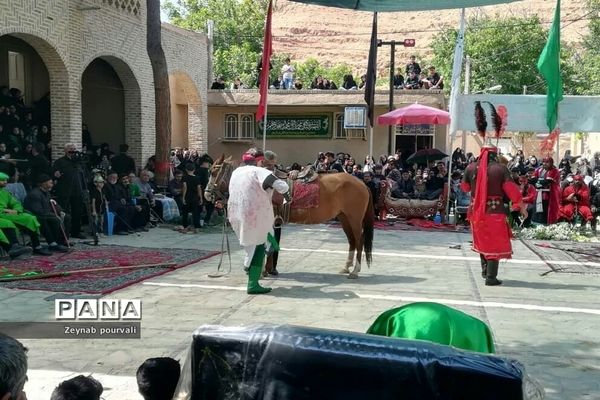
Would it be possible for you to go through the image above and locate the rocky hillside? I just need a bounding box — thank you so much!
[272,0,589,74]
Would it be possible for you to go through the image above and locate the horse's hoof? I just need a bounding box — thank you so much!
[348,273,359,279]
[339,268,350,274]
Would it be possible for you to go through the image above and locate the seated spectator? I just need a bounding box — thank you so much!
[210,77,226,90]
[24,174,70,252]
[50,375,103,400]
[270,75,282,89]
[559,175,594,228]
[341,74,358,90]
[393,71,404,89]
[359,74,367,89]
[424,162,447,200]
[0,333,28,400]
[136,357,181,400]
[230,78,245,90]
[590,173,600,233]
[104,171,145,234]
[513,174,536,227]
[404,71,421,90]
[136,169,159,226]
[311,75,325,90]
[392,170,415,198]
[324,78,337,90]
[294,79,303,90]
[0,172,51,255]
[425,66,444,89]
[414,175,427,199]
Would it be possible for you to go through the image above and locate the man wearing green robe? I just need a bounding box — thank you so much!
[0,172,52,255]
[0,218,32,258]
[367,302,495,354]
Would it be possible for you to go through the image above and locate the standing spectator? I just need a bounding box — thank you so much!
[110,144,136,176]
[53,143,85,239]
[29,142,52,185]
[180,162,202,233]
[281,58,295,90]
[168,169,184,214]
[0,333,28,400]
[405,55,421,76]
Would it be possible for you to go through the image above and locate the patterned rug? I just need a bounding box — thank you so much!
[0,244,219,294]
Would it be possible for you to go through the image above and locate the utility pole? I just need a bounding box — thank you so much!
[378,38,415,155]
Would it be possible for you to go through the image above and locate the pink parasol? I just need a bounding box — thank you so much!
[377,103,451,125]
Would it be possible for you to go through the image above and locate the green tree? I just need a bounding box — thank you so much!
[572,0,600,95]
[163,0,269,86]
[430,15,577,95]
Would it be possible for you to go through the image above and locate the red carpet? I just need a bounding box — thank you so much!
[0,245,219,294]
[291,181,319,209]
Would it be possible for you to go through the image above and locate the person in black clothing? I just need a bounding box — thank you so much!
[392,170,415,198]
[181,162,202,233]
[24,174,70,252]
[104,171,136,234]
[53,143,86,239]
[363,171,379,217]
[196,155,214,225]
[325,152,344,172]
[424,162,447,199]
[110,144,136,175]
[29,142,52,185]
[210,77,226,90]
[405,55,421,76]
[168,169,184,214]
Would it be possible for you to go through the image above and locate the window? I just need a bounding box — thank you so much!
[224,113,255,140]
[334,113,346,139]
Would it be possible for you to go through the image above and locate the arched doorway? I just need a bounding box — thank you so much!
[169,72,203,151]
[0,32,70,159]
[81,56,141,158]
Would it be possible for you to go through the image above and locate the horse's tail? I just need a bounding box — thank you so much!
[363,190,374,268]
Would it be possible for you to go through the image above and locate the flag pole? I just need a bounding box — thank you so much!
[445,7,466,223]
[368,119,373,158]
[262,102,268,150]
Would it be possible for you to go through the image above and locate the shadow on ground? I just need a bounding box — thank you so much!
[271,271,426,286]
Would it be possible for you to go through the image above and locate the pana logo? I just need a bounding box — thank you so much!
[55,299,142,320]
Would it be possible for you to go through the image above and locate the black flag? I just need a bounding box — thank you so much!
[364,12,378,127]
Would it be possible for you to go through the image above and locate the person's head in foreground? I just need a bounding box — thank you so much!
[50,375,103,400]
[136,357,181,400]
[0,333,28,400]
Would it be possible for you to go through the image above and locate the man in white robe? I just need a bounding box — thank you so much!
[228,148,290,294]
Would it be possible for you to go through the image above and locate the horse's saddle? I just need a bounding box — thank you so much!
[295,165,318,183]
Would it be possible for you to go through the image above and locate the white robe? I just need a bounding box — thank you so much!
[228,166,282,249]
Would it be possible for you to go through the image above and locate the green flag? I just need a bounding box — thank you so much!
[537,0,563,132]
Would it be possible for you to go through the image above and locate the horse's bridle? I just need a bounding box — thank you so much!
[205,161,233,203]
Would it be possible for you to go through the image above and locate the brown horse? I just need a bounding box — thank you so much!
[204,155,374,278]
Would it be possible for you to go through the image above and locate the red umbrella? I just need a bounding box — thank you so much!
[377,103,451,125]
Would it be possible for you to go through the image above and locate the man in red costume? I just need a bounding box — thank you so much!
[461,102,528,286]
[533,157,561,224]
[513,174,536,227]
[559,175,593,227]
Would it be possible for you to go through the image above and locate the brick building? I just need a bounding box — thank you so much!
[0,0,208,164]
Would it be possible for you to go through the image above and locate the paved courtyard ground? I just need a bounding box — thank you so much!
[1,224,599,399]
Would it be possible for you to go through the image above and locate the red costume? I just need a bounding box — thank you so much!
[460,101,525,286]
[534,161,561,224]
[559,176,593,222]
[521,180,537,205]
[461,148,522,260]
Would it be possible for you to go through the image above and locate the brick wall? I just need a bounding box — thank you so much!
[1,0,208,166]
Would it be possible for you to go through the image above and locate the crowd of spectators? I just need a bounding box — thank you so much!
[0,332,182,400]
[209,55,443,92]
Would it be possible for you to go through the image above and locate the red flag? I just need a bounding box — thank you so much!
[256,0,273,122]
